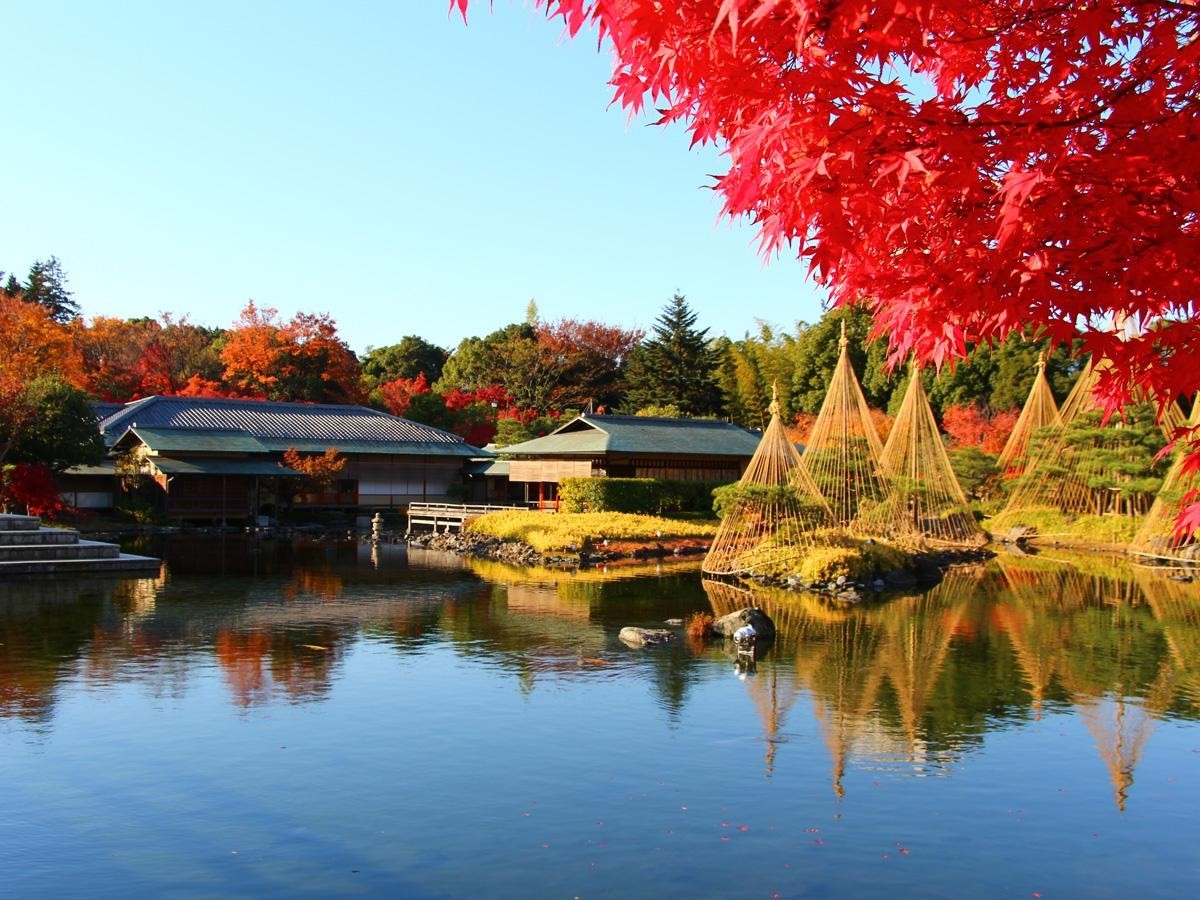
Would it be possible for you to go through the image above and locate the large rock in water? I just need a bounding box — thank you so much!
[710,608,776,640]
[619,627,675,648]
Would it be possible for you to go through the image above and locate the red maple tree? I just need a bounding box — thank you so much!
[455,0,1200,529]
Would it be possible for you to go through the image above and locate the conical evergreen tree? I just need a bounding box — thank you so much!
[622,293,724,416]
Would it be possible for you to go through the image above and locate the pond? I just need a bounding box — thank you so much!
[2,536,1199,898]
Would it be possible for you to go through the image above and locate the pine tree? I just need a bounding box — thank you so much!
[23,257,79,323]
[622,293,723,417]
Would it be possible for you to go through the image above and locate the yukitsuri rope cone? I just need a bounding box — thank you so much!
[800,322,890,528]
[1130,399,1200,561]
[996,352,1061,474]
[855,364,987,547]
[1000,358,1167,519]
[702,385,834,577]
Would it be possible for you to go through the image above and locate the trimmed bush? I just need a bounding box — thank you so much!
[559,477,725,515]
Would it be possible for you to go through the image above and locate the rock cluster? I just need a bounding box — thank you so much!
[710,607,776,640]
[754,548,991,604]
[407,530,541,566]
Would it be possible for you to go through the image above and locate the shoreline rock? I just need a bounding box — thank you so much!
[406,529,709,567]
[407,530,543,566]
[619,626,674,648]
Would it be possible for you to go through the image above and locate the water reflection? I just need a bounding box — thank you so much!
[708,552,1200,809]
[2,538,1199,813]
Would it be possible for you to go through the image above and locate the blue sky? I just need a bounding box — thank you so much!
[2,1,828,354]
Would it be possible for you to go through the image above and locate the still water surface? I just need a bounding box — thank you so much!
[2,537,1199,898]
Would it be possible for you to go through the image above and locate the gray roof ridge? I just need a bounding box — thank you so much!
[589,413,739,428]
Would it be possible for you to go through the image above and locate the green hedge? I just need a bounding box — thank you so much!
[558,477,726,515]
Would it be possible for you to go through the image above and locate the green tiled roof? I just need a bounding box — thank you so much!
[119,427,270,454]
[96,395,482,456]
[148,457,302,477]
[499,414,760,458]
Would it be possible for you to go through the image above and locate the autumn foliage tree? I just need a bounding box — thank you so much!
[438,317,640,413]
[220,302,365,404]
[455,0,1200,530]
[0,292,82,384]
[947,406,1020,457]
[282,447,347,495]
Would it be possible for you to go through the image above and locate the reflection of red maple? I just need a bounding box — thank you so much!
[216,631,272,708]
[455,0,1200,533]
[281,568,345,603]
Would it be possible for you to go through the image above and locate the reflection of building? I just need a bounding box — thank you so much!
[64,395,485,522]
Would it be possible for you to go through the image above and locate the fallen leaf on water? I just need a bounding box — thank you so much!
[301,644,327,651]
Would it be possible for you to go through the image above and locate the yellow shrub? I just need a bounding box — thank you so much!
[797,540,915,584]
[798,547,864,583]
[465,510,716,553]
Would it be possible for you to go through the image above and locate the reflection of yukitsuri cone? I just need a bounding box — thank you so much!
[872,581,971,754]
[991,600,1062,718]
[743,659,804,779]
[1069,688,1165,812]
[1056,593,1173,812]
[1131,399,1200,560]
[995,555,1092,612]
[806,612,886,799]
[1136,569,1200,701]
[801,322,890,529]
[701,577,760,619]
[700,578,809,779]
[863,364,985,547]
[703,384,834,576]
[997,352,1061,473]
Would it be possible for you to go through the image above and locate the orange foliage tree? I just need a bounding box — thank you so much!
[72,314,225,401]
[282,447,347,494]
[534,318,643,410]
[0,293,81,384]
[221,302,365,404]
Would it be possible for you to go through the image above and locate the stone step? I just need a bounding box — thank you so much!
[0,529,80,546]
[0,553,161,576]
[0,514,41,531]
[0,540,122,562]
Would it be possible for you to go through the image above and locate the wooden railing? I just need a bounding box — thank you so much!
[405,502,533,533]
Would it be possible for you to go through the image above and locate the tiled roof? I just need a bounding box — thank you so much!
[499,414,761,458]
[97,395,482,457]
[149,457,304,477]
[117,427,271,454]
[91,401,126,422]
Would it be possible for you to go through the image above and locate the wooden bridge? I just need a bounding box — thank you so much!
[405,502,531,533]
